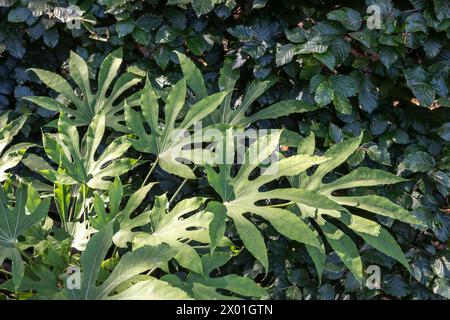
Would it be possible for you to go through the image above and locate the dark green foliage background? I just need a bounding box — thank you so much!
[0,0,449,299]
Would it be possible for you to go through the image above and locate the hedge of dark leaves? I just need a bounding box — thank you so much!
[0,0,449,299]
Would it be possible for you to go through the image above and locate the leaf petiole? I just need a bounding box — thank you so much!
[141,158,159,188]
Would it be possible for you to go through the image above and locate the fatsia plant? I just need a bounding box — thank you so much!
[176,52,318,127]
[0,236,72,298]
[91,177,155,231]
[25,113,141,190]
[113,194,220,275]
[205,128,347,271]
[60,224,190,300]
[0,112,32,182]
[287,133,424,283]
[125,77,228,179]
[162,251,267,300]
[0,182,50,289]
[25,48,142,131]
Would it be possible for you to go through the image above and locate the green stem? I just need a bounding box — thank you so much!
[146,266,157,276]
[82,185,89,229]
[111,246,118,259]
[0,268,12,276]
[67,184,79,223]
[16,247,33,265]
[169,179,189,206]
[141,158,159,188]
[168,165,198,206]
[67,191,74,223]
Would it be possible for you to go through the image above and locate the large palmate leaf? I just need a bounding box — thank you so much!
[0,183,50,289]
[125,77,227,179]
[176,52,318,127]
[0,112,33,181]
[62,224,190,300]
[25,48,142,131]
[113,194,221,275]
[205,128,342,271]
[91,177,155,231]
[162,251,267,299]
[288,133,424,282]
[0,237,73,297]
[26,113,141,190]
